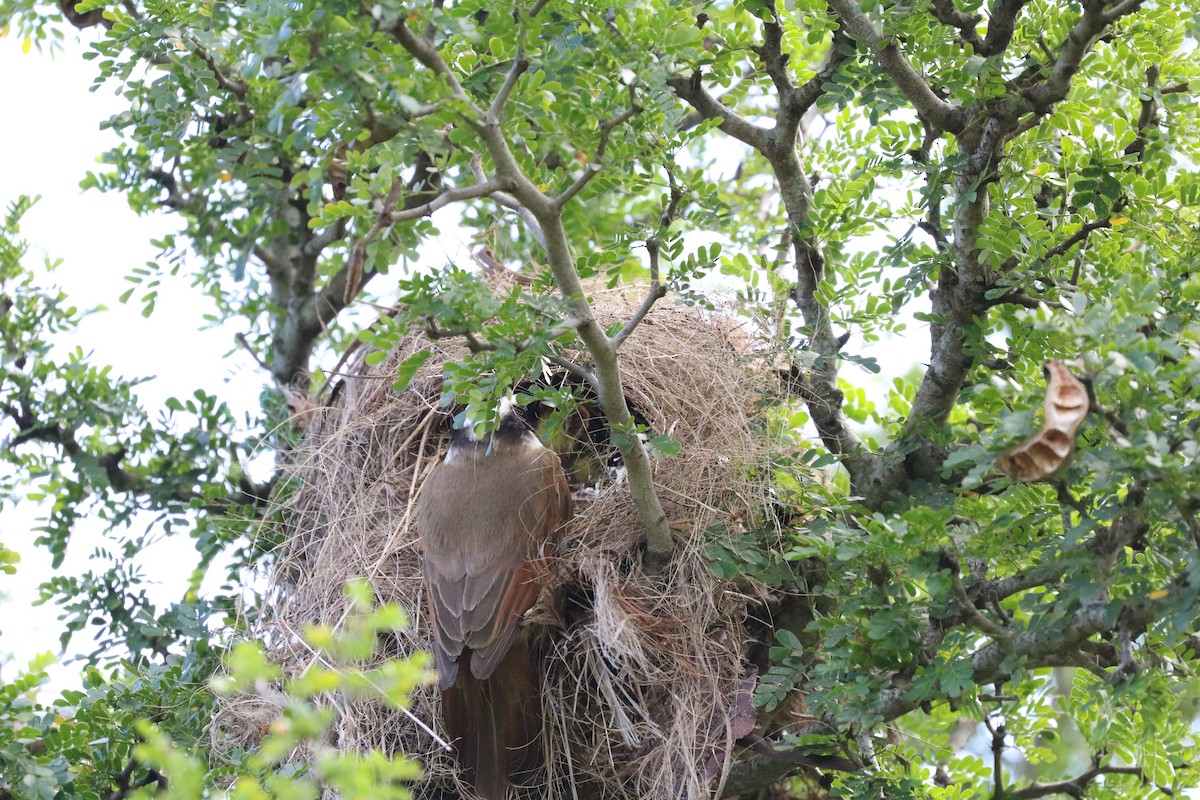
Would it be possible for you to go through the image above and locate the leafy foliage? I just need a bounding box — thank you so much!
[1,0,1199,797]
[0,585,425,799]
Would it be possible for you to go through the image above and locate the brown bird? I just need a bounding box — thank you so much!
[417,402,572,799]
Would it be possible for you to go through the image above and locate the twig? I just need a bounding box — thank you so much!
[611,168,683,349]
[1045,217,1114,261]
[949,565,1011,639]
[341,176,407,304]
[184,34,248,97]
[611,275,665,350]
[554,100,643,210]
[984,716,1006,800]
[235,332,269,370]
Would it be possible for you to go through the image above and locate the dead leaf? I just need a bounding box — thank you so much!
[996,360,1090,482]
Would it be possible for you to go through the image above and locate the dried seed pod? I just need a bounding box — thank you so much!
[996,360,1090,482]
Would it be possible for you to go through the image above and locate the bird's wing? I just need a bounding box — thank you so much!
[418,446,570,685]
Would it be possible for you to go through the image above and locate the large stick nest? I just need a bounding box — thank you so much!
[214,291,792,799]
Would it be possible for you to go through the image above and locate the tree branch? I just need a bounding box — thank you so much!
[308,153,442,336]
[825,0,966,134]
[1045,217,1114,262]
[988,290,1060,310]
[978,0,1032,57]
[755,1,794,98]
[928,0,984,51]
[3,400,271,513]
[719,739,860,797]
[1009,763,1145,799]
[1023,0,1146,113]
[183,34,248,97]
[487,53,529,123]
[789,27,853,113]
[388,177,511,224]
[383,18,482,117]
[671,29,867,478]
[667,73,772,152]
[870,505,1150,724]
[469,155,546,250]
[553,100,643,210]
[611,168,682,350]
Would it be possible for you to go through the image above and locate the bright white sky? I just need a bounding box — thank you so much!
[0,32,264,684]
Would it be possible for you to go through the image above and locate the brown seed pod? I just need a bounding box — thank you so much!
[996,360,1090,483]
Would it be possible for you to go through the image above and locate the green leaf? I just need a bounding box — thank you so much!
[392,348,433,393]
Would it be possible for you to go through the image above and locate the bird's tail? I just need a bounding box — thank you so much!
[442,641,542,800]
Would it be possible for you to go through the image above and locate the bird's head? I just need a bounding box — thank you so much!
[448,395,541,457]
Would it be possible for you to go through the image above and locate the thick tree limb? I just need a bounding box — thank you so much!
[826,0,966,134]
[666,73,771,152]
[977,0,1032,56]
[719,740,860,797]
[928,0,984,51]
[931,0,1030,57]
[1023,0,1146,113]
[754,1,795,98]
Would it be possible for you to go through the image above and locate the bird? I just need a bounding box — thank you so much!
[417,399,572,799]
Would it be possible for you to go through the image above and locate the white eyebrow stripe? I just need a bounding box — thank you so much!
[497,394,517,418]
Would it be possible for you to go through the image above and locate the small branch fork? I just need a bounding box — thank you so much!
[825,0,966,135]
[423,318,594,387]
[610,168,683,350]
[555,89,644,210]
[339,175,513,305]
[871,503,1153,726]
[987,68,1189,309]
